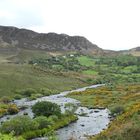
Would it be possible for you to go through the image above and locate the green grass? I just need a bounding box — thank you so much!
[7,49,50,63]
[121,65,138,73]
[0,133,24,140]
[0,63,86,97]
[82,70,98,75]
[77,56,95,66]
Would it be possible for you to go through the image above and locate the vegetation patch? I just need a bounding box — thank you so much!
[82,70,98,75]
[32,101,61,117]
[0,63,86,97]
[0,133,24,140]
[77,56,95,66]
[0,114,77,139]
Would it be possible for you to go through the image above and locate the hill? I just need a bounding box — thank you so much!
[128,47,140,56]
[119,47,140,56]
[0,25,103,55]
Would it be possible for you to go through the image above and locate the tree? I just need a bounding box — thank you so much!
[32,101,61,117]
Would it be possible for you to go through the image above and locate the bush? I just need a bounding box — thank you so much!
[32,101,61,117]
[0,96,11,104]
[13,94,22,100]
[18,88,37,97]
[0,109,7,116]
[0,116,39,135]
[39,88,52,96]
[28,95,37,101]
[35,93,43,98]
[48,115,58,122]
[22,115,77,139]
[111,105,125,116]
[0,133,24,140]
[39,88,58,96]
[122,127,140,140]
[65,103,78,115]
[34,116,52,129]
[28,94,43,101]
[7,104,19,115]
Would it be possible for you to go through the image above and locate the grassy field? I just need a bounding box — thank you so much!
[120,65,138,74]
[82,70,98,75]
[77,56,95,66]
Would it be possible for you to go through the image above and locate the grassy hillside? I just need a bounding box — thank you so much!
[0,63,86,97]
[0,49,50,63]
[0,52,139,97]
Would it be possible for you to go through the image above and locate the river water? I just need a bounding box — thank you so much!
[0,84,110,140]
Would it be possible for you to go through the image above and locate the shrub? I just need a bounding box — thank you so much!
[48,115,58,122]
[65,103,77,115]
[111,105,125,116]
[7,104,19,115]
[1,96,11,104]
[35,93,43,98]
[29,94,43,101]
[0,116,39,135]
[0,109,7,116]
[28,95,37,101]
[18,88,37,97]
[34,116,52,129]
[13,94,22,100]
[32,101,61,117]
[39,88,58,96]
[122,127,140,140]
[0,133,24,140]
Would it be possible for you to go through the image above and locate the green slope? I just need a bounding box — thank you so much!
[0,64,86,97]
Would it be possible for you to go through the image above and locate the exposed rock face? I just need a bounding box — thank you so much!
[0,25,102,54]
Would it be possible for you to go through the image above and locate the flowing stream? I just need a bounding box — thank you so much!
[0,84,110,140]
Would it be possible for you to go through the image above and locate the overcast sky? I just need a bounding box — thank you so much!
[0,0,140,50]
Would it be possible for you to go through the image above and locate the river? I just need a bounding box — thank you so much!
[0,84,110,140]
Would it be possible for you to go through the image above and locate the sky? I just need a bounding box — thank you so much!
[0,0,140,50]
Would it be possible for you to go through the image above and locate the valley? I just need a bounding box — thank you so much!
[0,26,140,140]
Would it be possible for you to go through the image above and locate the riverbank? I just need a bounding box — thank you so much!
[67,84,140,140]
[22,115,78,140]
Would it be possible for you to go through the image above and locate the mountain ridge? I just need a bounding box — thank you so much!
[0,25,140,56]
[0,25,103,55]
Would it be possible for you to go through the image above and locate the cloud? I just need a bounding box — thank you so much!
[0,0,140,50]
[0,0,45,27]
